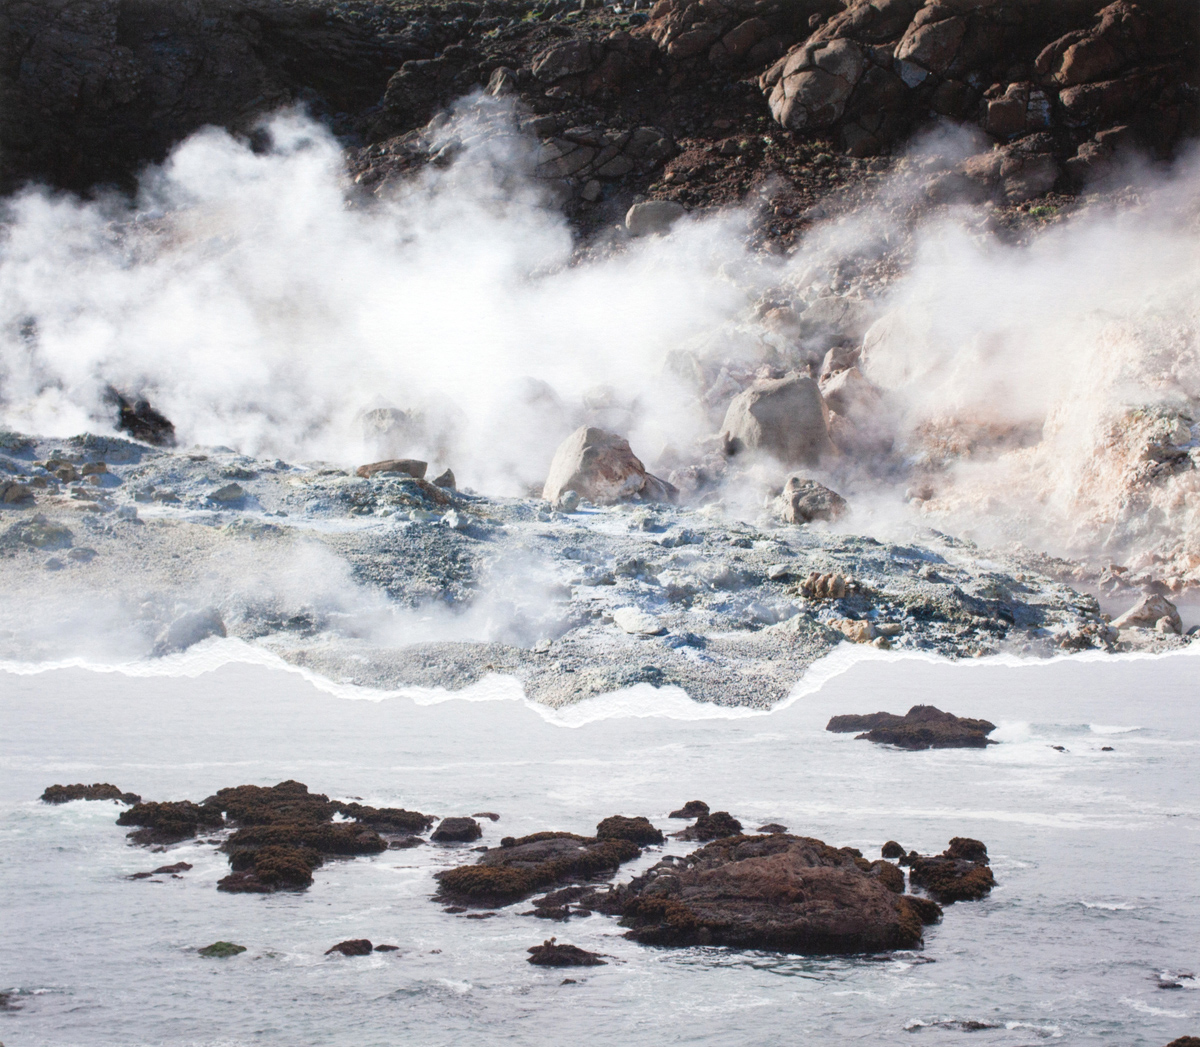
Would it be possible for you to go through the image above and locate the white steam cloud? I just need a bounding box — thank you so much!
[3,94,1200,578]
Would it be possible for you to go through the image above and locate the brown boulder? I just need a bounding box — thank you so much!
[669,800,710,819]
[432,817,483,843]
[720,376,832,465]
[42,783,141,804]
[1110,592,1181,633]
[908,839,996,903]
[780,477,847,524]
[356,458,427,479]
[542,426,676,506]
[527,938,607,966]
[584,833,943,954]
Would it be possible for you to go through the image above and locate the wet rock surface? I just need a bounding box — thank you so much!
[108,779,433,893]
[435,825,646,907]
[41,783,141,804]
[827,705,998,749]
[580,832,947,954]
[527,938,607,966]
[907,838,996,903]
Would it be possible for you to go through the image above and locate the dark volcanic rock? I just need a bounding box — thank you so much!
[327,938,374,956]
[118,780,428,893]
[431,817,484,843]
[527,938,607,967]
[109,390,176,447]
[42,783,140,804]
[595,815,664,845]
[678,810,743,840]
[583,833,943,954]
[117,800,225,844]
[757,823,788,834]
[826,705,997,749]
[669,800,710,819]
[198,941,246,958]
[435,832,641,907]
[881,840,906,860]
[908,838,995,903]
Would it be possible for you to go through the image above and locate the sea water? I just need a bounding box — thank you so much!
[1,649,1197,1046]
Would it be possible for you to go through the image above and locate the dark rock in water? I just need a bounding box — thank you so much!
[443,906,468,914]
[389,835,425,849]
[881,841,906,859]
[595,815,664,845]
[908,839,995,903]
[527,938,607,967]
[432,817,483,843]
[526,905,571,921]
[153,862,192,874]
[473,812,500,822]
[218,844,322,893]
[118,800,224,844]
[435,831,641,907]
[826,705,997,749]
[374,944,400,952]
[0,990,22,1010]
[1165,1038,1200,1046]
[669,800,709,819]
[118,780,428,893]
[465,912,498,920]
[678,810,742,841]
[198,941,246,958]
[945,837,988,863]
[582,833,944,954]
[41,783,140,804]
[337,801,434,834]
[127,871,155,880]
[327,938,373,956]
[1101,746,1114,752]
[757,823,788,834]
[107,388,176,447]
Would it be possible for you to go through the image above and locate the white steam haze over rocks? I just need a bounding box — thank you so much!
[4,98,1200,584]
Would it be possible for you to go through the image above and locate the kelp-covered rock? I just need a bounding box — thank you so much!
[595,815,664,845]
[431,817,483,843]
[117,780,429,893]
[218,844,322,893]
[908,838,995,903]
[41,783,141,804]
[198,941,246,958]
[677,810,743,840]
[527,939,607,967]
[117,800,225,844]
[826,705,997,749]
[435,831,642,907]
[669,800,710,819]
[583,833,944,954]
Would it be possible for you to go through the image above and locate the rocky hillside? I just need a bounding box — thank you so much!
[3,0,1197,230]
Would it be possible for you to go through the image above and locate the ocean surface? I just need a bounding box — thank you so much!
[1,647,1198,1046]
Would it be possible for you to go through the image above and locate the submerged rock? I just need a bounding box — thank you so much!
[326,938,374,956]
[41,783,141,804]
[527,938,607,966]
[583,833,943,954]
[826,706,997,750]
[198,941,246,958]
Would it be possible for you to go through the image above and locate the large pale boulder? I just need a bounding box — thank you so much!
[720,375,833,465]
[1110,593,1181,634]
[542,427,676,505]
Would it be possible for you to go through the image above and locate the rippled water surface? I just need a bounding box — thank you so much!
[2,651,1198,1046]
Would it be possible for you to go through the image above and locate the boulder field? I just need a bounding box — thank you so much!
[3,0,1196,236]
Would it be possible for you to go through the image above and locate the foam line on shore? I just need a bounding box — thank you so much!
[0,637,1197,728]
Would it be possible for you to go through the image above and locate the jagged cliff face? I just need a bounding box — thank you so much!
[2,0,1196,200]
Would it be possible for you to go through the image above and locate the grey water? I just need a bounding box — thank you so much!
[1,652,1198,1046]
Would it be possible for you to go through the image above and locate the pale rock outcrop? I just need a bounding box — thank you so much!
[1110,593,1182,634]
[720,376,833,465]
[542,427,676,505]
[780,477,848,524]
